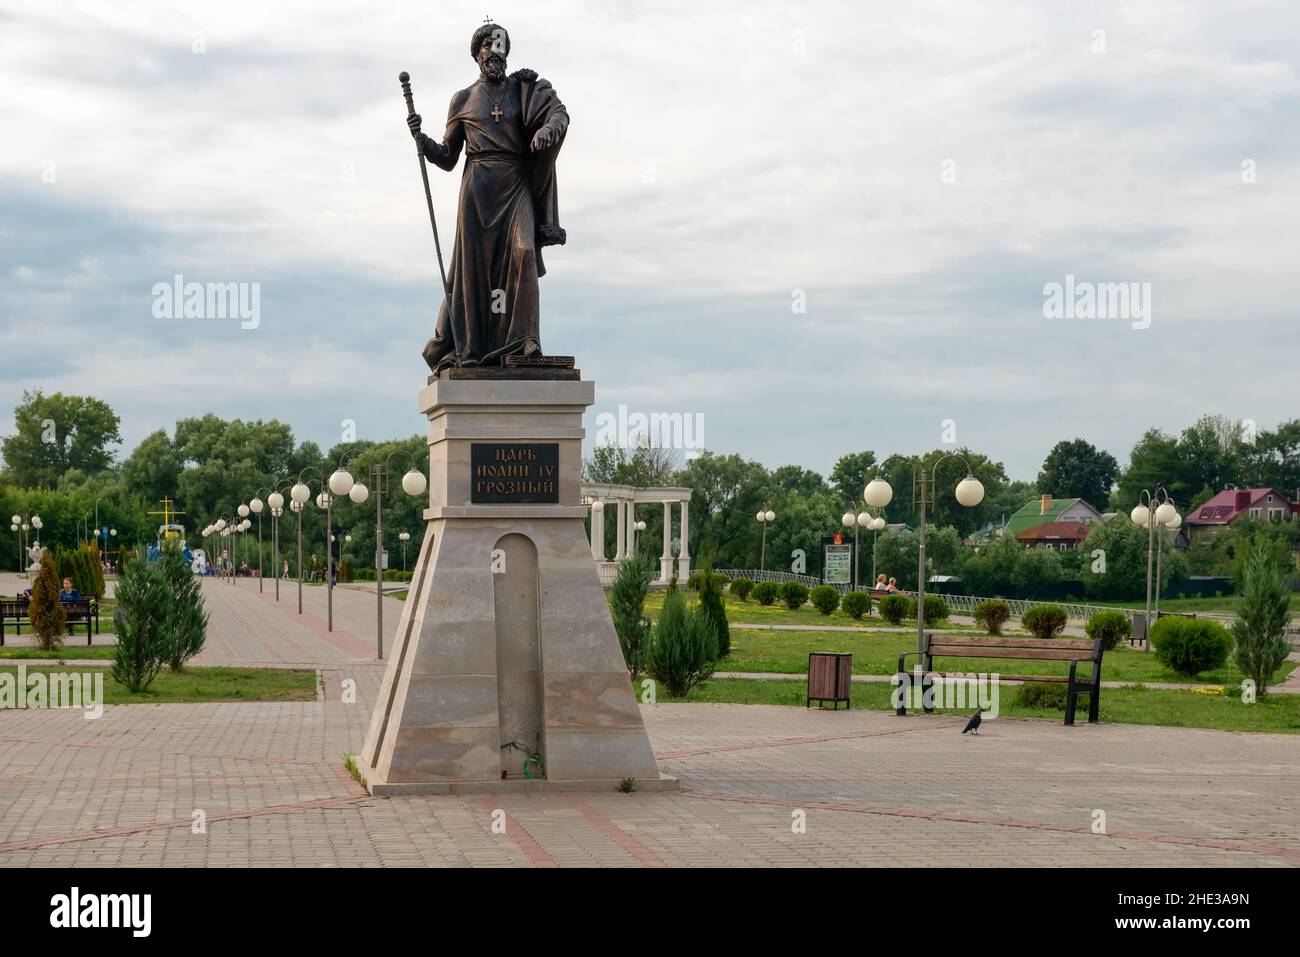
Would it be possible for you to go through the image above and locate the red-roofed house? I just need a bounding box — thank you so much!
[1184,488,1299,540]
[1015,521,1092,550]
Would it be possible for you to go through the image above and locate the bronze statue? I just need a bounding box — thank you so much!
[403,22,569,374]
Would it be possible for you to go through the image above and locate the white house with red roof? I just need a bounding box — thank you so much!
[1184,488,1299,540]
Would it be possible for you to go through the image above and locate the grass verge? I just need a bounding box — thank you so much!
[0,665,317,704]
[654,677,1300,733]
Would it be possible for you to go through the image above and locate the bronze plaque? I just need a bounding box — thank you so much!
[470,443,560,504]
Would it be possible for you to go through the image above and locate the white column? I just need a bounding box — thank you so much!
[626,502,636,556]
[590,501,603,561]
[660,501,673,582]
[678,498,691,582]
[615,500,626,560]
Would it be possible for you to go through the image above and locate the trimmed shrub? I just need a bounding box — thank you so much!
[973,599,1011,636]
[752,581,779,606]
[687,570,728,591]
[696,560,730,658]
[1085,610,1132,651]
[729,577,754,602]
[1151,617,1233,678]
[809,585,840,615]
[648,589,717,697]
[28,551,67,651]
[1021,604,1068,640]
[610,549,656,681]
[907,595,950,626]
[1016,681,1076,711]
[878,594,909,625]
[841,591,870,620]
[779,580,809,610]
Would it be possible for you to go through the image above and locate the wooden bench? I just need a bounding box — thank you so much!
[0,597,100,646]
[895,633,1104,725]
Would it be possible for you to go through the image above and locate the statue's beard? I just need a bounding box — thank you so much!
[480,54,507,81]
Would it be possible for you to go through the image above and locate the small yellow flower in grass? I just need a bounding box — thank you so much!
[1190,685,1225,696]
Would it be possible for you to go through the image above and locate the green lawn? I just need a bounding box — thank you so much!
[659,678,1300,734]
[720,627,1294,686]
[0,645,117,660]
[0,665,317,704]
[1088,594,1299,615]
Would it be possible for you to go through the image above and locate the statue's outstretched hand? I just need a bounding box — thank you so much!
[407,113,422,137]
[531,126,556,151]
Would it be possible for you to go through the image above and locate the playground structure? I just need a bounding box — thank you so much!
[144,497,203,573]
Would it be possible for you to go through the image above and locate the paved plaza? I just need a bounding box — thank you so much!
[0,577,1296,867]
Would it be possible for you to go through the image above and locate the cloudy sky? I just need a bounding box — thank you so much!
[2,0,1298,481]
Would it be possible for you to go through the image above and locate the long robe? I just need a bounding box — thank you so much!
[419,71,568,373]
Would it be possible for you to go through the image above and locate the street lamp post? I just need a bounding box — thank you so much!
[291,468,327,618]
[868,514,886,586]
[290,497,305,613]
[363,455,427,658]
[1155,510,1182,618]
[213,516,230,583]
[1131,488,1178,646]
[756,507,775,571]
[841,509,875,591]
[267,486,287,601]
[865,461,984,660]
[249,492,272,592]
[399,531,410,571]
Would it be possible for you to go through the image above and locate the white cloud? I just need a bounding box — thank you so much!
[1,0,1298,480]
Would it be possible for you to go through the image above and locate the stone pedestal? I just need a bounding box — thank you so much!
[359,376,674,795]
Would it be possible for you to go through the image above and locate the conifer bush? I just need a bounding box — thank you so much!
[28,551,67,651]
[648,589,717,697]
[696,560,730,658]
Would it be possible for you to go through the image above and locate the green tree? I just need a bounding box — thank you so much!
[159,539,208,671]
[1177,415,1247,494]
[121,429,184,505]
[829,451,877,504]
[1036,438,1118,507]
[1079,517,1182,600]
[674,451,771,567]
[960,533,1022,596]
[648,589,716,697]
[771,465,827,498]
[876,449,1009,536]
[1113,428,1188,510]
[28,551,67,650]
[2,390,122,489]
[1231,548,1292,696]
[1242,419,1300,492]
[112,554,171,693]
[1011,546,1063,596]
[610,549,656,681]
[695,560,730,657]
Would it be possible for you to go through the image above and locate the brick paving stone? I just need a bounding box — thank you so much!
[0,578,1295,867]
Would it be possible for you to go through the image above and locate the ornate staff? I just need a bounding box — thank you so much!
[399,71,459,357]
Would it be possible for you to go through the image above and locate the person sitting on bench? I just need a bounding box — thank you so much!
[59,578,82,602]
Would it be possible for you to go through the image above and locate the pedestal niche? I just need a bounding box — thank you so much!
[359,374,675,795]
